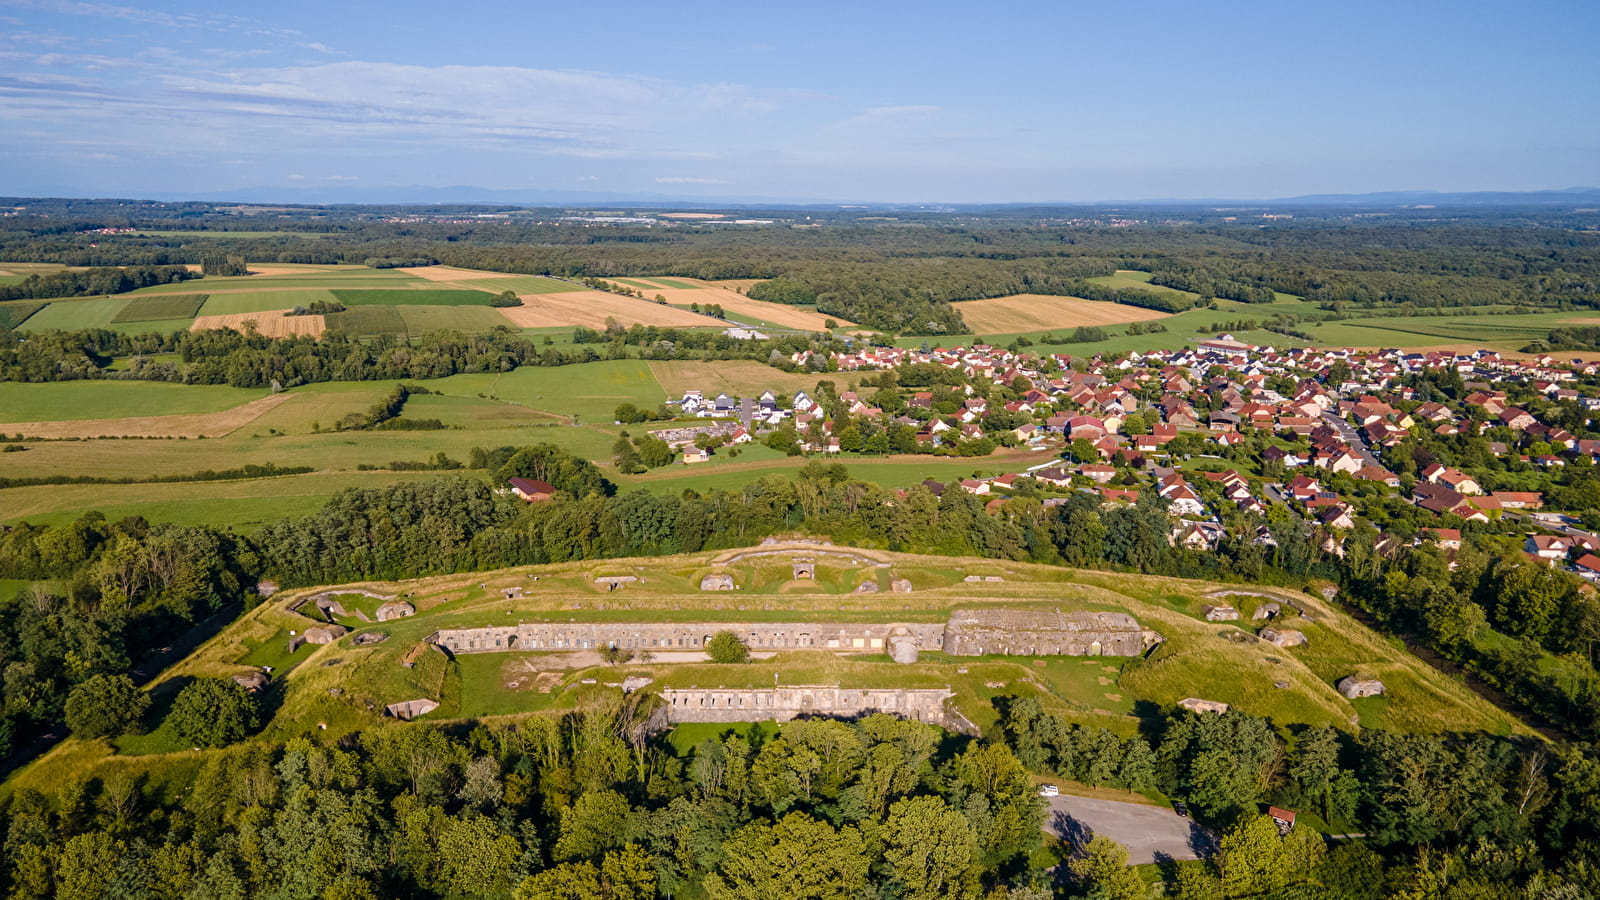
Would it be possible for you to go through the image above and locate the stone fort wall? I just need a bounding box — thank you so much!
[429,608,1159,659]
[660,685,958,728]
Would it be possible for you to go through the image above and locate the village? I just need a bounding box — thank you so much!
[546,334,1600,584]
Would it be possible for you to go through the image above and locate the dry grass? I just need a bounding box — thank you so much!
[656,280,851,331]
[405,265,517,282]
[956,294,1170,334]
[244,265,330,277]
[648,360,822,397]
[497,291,725,329]
[191,309,326,337]
[0,393,291,438]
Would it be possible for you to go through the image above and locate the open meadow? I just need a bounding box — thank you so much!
[628,277,851,331]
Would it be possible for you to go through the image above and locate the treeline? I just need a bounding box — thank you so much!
[0,264,198,301]
[0,461,313,489]
[1528,325,1600,352]
[0,324,833,386]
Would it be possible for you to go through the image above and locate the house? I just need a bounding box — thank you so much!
[1079,464,1117,483]
[508,477,556,502]
[683,447,710,464]
[1527,535,1571,560]
[1268,807,1298,835]
[1033,467,1074,488]
[960,479,990,495]
[1576,554,1600,581]
[1421,528,1463,550]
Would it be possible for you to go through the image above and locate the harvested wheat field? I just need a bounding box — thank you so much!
[0,393,291,439]
[497,292,725,329]
[404,265,517,282]
[190,309,326,337]
[641,279,850,331]
[955,294,1169,334]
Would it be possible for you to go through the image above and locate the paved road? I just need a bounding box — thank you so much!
[1320,410,1382,468]
[1044,795,1216,865]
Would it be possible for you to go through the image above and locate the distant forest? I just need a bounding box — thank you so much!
[1,201,1597,333]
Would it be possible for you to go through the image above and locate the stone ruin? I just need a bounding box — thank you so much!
[1260,627,1307,648]
[963,575,1005,583]
[1203,604,1239,622]
[1253,602,1282,621]
[385,698,439,721]
[891,578,913,593]
[1179,697,1231,714]
[428,608,1163,663]
[400,642,431,669]
[352,631,389,646]
[792,562,815,580]
[376,601,415,622]
[700,574,735,591]
[231,671,268,693]
[1337,676,1385,699]
[303,624,349,645]
[855,581,880,593]
[595,576,638,591]
[888,627,921,664]
[660,684,962,729]
[942,608,1160,657]
[621,676,655,693]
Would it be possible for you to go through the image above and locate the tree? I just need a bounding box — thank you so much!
[704,813,869,900]
[167,677,260,748]
[883,796,981,900]
[706,631,750,664]
[64,673,149,738]
[1066,834,1143,900]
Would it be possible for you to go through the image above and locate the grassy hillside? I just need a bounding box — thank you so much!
[3,543,1528,798]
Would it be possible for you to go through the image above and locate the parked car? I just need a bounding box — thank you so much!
[1172,800,1189,817]
[1038,784,1060,797]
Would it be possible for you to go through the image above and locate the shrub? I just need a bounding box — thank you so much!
[64,674,149,738]
[167,677,260,748]
[705,631,750,664]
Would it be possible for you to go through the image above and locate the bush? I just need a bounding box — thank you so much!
[64,674,150,738]
[705,631,750,664]
[166,677,260,748]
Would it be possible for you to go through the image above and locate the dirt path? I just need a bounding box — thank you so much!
[0,392,292,438]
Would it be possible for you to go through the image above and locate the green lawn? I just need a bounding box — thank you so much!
[331,289,496,307]
[16,297,129,331]
[0,381,266,422]
[112,294,207,323]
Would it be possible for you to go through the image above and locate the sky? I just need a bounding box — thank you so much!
[1,0,1597,203]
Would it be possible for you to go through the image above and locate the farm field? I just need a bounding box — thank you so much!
[330,289,495,306]
[955,293,1170,334]
[0,301,45,329]
[16,297,128,331]
[0,380,268,422]
[111,293,208,322]
[646,359,823,397]
[397,305,516,333]
[1087,269,1198,297]
[634,277,849,331]
[196,290,336,314]
[0,392,290,438]
[190,309,325,337]
[4,542,1525,797]
[1303,310,1584,351]
[0,470,445,530]
[496,289,725,329]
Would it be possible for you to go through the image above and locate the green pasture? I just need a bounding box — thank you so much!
[438,359,669,424]
[331,289,496,307]
[398,305,516,333]
[0,381,266,422]
[1086,270,1196,298]
[16,297,129,331]
[112,294,207,323]
[133,268,425,294]
[0,302,45,329]
[0,471,447,531]
[1305,310,1586,350]
[197,290,336,315]
[324,306,407,337]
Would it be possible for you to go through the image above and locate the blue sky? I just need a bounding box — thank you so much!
[1,0,1596,202]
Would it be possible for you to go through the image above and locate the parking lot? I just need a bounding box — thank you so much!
[1044,794,1217,864]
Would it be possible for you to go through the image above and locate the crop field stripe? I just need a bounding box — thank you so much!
[324,305,408,336]
[0,301,45,329]
[329,289,496,307]
[112,293,208,323]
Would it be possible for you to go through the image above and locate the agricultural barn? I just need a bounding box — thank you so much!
[508,477,556,502]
